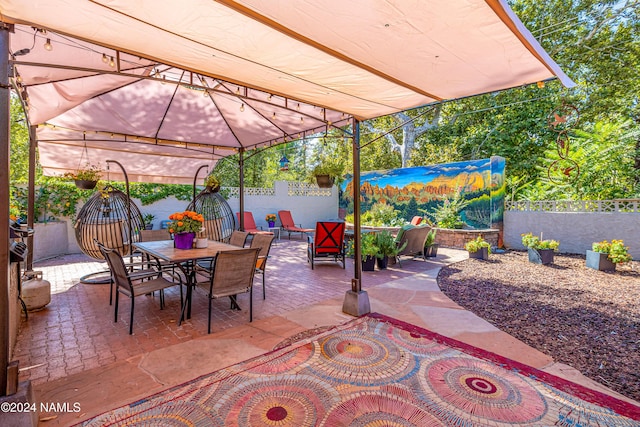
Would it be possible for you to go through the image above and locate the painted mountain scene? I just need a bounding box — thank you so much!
[339,157,505,229]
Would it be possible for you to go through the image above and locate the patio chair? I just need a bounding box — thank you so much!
[307,221,346,270]
[395,225,431,266]
[190,248,259,334]
[278,210,314,240]
[236,212,270,235]
[229,230,250,247]
[97,241,183,335]
[249,233,275,299]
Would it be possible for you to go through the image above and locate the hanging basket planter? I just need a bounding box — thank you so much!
[74,179,99,190]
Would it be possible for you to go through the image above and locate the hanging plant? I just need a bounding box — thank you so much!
[62,164,102,190]
[204,174,221,192]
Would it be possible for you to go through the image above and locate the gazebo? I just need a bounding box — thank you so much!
[0,0,573,402]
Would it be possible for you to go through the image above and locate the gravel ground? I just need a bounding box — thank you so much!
[437,250,640,402]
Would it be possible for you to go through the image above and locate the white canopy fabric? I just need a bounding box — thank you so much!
[1,0,574,184]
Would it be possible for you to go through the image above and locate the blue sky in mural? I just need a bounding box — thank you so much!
[341,158,491,191]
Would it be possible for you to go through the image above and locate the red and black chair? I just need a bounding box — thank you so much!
[307,221,346,269]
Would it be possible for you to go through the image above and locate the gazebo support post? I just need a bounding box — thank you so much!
[25,126,36,272]
[0,22,37,427]
[238,148,245,231]
[342,118,370,316]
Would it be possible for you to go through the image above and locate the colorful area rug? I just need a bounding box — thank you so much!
[80,313,640,426]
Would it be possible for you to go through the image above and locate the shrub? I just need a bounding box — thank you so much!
[465,235,491,254]
[521,232,559,251]
[592,240,632,264]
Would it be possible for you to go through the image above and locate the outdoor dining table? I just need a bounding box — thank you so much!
[132,239,245,322]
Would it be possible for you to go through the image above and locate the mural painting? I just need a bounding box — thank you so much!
[340,156,506,230]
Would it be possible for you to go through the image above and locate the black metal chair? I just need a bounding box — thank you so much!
[249,233,275,299]
[188,248,259,334]
[307,221,346,269]
[98,241,183,334]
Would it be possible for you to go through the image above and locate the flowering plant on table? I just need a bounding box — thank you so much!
[265,214,277,223]
[168,210,204,234]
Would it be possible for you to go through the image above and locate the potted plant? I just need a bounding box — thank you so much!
[374,230,397,269]
[62,164,102,190]
[424,228,438,257]
[586,240,632,271]
[265,213,277,228]
[310,158,346,189]
[465,235,490,260]
[204,174,220,192]
[167,210,205,249]
[347,233,379,271]
[521,232,559,265]
[142,213,156,230]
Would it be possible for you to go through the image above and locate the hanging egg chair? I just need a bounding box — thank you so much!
[187,186,236,243]
[75,184,144,259]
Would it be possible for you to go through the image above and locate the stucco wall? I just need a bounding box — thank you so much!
[504,210,640,259]
[34,181,338,258]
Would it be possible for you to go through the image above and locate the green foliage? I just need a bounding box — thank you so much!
[465,235,491,254]
[62,164,102,181]
[521,232,559,251]
[374,230,402,258]
[142,212,155,224]
[428,189,469,229]
[347,232,379,261]
[204,174,220,188]
[424,228,437,247]
[591,240,632,264]
[345,202,404,227]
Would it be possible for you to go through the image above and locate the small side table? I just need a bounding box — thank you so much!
[267,226,280,244]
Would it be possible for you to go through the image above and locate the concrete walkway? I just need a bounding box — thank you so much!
[17,244,638,425]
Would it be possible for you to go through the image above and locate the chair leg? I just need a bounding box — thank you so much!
[109,278,113,306]
[207,297,213,334]
[262,272,266,300]
[129,297,134,335]
[249,287,253,322]
[114,290,119,323]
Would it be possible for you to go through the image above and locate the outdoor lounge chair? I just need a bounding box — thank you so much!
[278,210,314,240]
[97,241,183,335]
[307,221,346,269]
[410,216,423,226]
[249,233,276,299]
[190,248,259,334]
[236,212,270,235]
[395,225,431,266]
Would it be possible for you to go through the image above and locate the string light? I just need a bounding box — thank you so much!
[272,112,276,120]
[203,90,209,97]
[240,103,245,112]
[43,38,52,51]
[235,87,240,95]
[296,103,300,111]
[102,53,109,64]
[108,56,115,67]
[267,94,272,101]
[15,74,22,84]
[300,116,304,123]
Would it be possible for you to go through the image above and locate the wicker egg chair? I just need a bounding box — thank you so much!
[74,184,144,260]
[186,187,236,243]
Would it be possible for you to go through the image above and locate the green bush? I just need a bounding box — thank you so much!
[521,232,559,251]
[592,240,632,264]
[465,235,491,254]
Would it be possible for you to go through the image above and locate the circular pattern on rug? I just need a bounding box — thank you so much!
[248,342,314,375]
[85,401,224,426]
[321,390,442,426]
[381,322,450,355]
[418,356,548,424]
[309,329,416,386]
[210,374,340,426]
